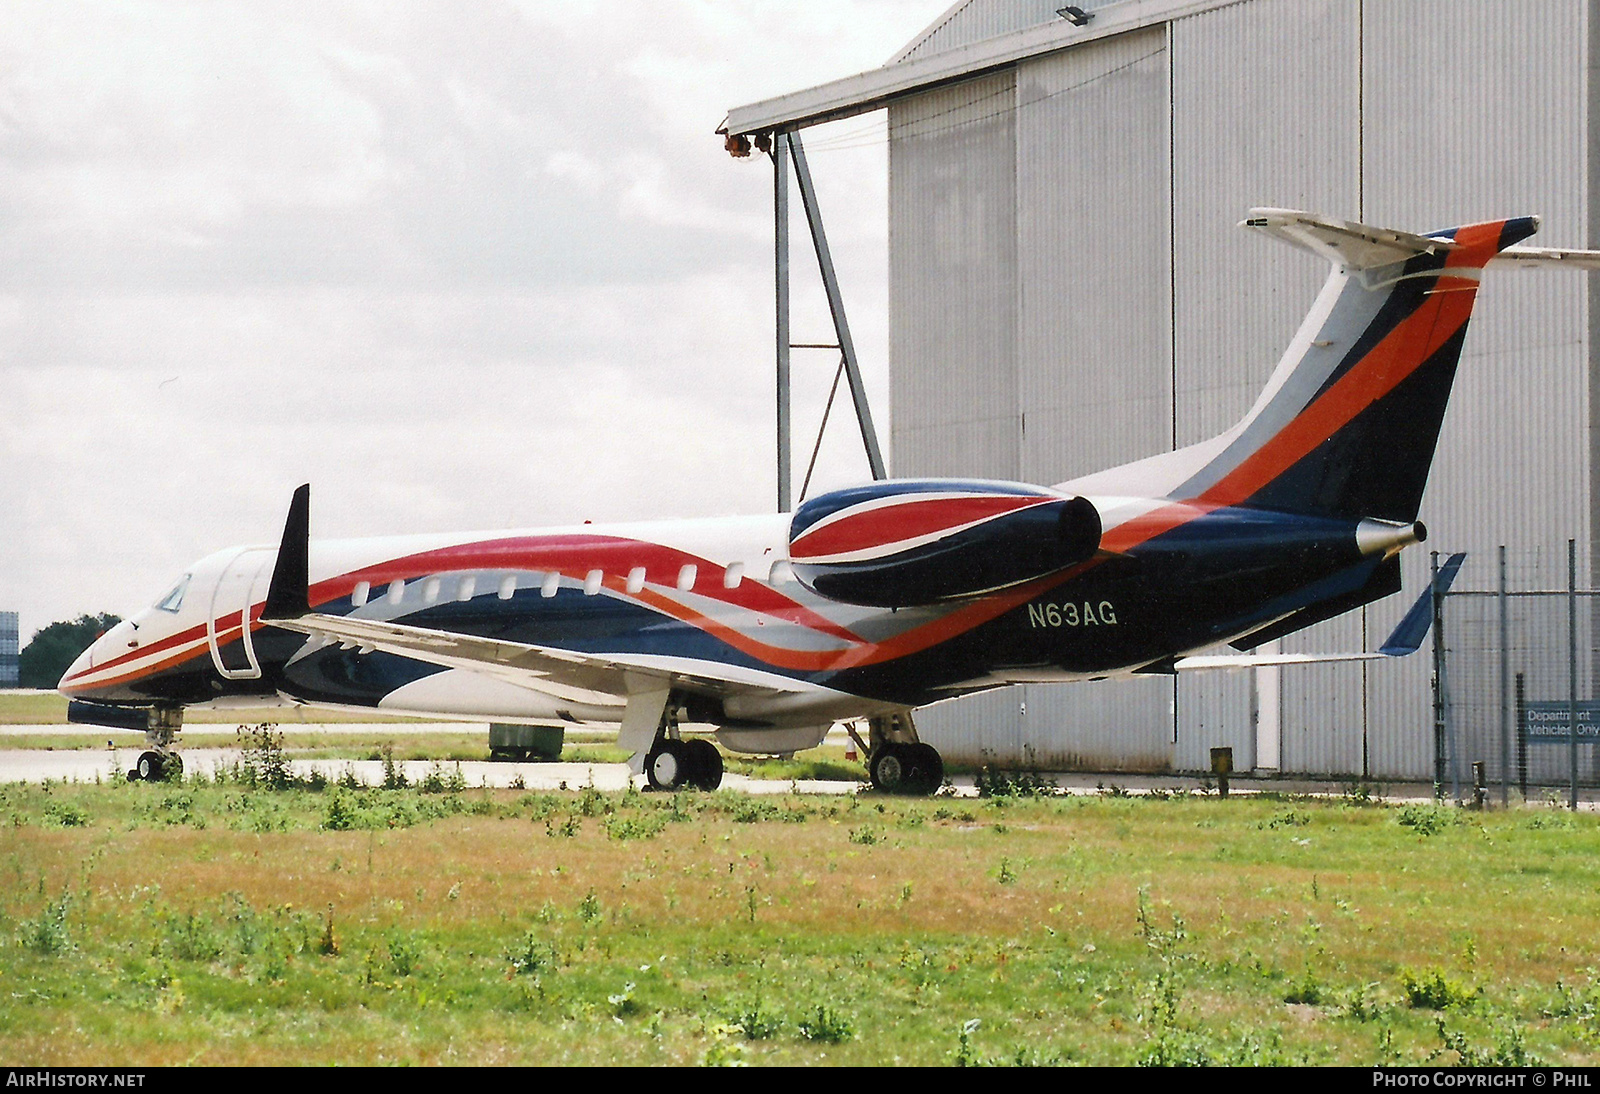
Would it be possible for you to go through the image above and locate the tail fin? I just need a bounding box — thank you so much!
[1063,209,1540,522]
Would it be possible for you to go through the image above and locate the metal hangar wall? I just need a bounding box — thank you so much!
[731,0,1596,780]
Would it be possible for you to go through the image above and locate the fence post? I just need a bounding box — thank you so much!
[1431,550,1446,800]
[1515,671,1528,799]
[1498,545,1510,808]
[1569,539,1579,812]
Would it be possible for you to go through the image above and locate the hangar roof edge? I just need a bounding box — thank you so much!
[722,0,1244,136]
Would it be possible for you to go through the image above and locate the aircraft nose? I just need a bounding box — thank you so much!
[57,641,101,697]
[56,621,130,698]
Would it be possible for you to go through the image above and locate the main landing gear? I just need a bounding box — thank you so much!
[644,736,724,792]
[630,694,725,792]
[859,711,944,796]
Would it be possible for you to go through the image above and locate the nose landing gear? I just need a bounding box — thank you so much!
[126,709,184,782]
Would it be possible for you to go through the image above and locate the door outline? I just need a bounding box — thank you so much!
[207,548,273,680]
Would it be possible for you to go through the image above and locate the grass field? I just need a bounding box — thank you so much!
[2,765,1597,1066]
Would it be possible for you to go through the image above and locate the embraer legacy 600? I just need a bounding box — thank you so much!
[59,210,1599,792]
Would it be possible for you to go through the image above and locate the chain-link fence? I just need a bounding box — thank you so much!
[1437,543,1598,807]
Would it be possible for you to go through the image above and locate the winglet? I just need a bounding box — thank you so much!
[262,484,311,621]
[1378,552,1466,656]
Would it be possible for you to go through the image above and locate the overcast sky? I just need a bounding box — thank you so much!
[0,1,952,644]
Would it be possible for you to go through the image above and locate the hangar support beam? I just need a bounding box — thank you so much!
[770,129,887,513]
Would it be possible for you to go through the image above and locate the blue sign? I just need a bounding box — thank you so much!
[1523,701,1600,745]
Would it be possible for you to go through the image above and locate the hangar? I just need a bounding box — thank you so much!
[723,0,1598,781]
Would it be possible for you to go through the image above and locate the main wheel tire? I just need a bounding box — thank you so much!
[682,738,723,791]
[135,751,164,782]
[870,743,908,793]
[905,743,943,796]
[645,740,690,791]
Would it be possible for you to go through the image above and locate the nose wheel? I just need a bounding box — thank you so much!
[127,712,185,782]
[130,750,183,782]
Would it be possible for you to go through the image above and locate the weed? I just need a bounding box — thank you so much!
[1260,809,1311,829]
[317,904,338,957]
[725,997,781,1040]
[1340,982,1388,1022]
[575,786,611,818]
[797,1002,853,1043]
[1523,811,1576,830]
[605,813,667,841]
[607,981,639,1018]
[699,1025,748,1066]
[1546,976,1600,1022]
[1400,967,1477,1010]
[41,799,88,828]
[21,889,72,955]
[848,825,882,846]
[380,744,408,790]
[1282,969,1325,1006]
[1397,803,1458,836]
[996,857,1018,885]
[1433,1016,1542,1067]
[952,1018,984,1066]
[161,910,222,962]
[237,723,292,790]
[419,761,468,795]
[506,933,559,977]
[324,792,356,831]
[1341,780,1383,805]
[545,815,580,839]
[577,888,603,925]
[729,798,778,824]
[976,766,1058,798]
[385,931,420,977]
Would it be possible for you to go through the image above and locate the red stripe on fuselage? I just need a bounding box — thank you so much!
[306,534,864,645]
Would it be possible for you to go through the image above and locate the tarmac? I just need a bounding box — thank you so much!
[3,721,1597,808]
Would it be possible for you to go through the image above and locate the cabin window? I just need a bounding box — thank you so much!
[457,575,476,601]
[351,580,370,607]
[541,572,560,598]
[154,574,191,613]
[498,575,517,600]
[768,560,793,585]
[626,566,646,594]
[422,577,441,605]
[677,564,697,591]
[584,569,603,595]
[723,562,744,589]
[386,579,405,605]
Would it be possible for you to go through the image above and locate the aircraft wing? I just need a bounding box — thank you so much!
[269,609,802,703]
[1174,552,1465,671]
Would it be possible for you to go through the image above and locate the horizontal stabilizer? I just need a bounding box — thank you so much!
[1175,552,1465,670]
[1241,208,1460,270]
[1378,551,1465,656]
[1491,245,1600,270]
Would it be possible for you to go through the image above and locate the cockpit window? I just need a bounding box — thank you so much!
[154,574,191,613]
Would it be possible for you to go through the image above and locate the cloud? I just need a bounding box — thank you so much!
[0,0,942,641]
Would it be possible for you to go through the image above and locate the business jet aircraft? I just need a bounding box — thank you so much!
[58,210,1599,793]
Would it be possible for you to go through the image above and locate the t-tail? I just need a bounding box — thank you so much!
[1063,209,1545,520]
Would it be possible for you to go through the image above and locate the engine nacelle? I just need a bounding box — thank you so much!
[787,480,1101,607]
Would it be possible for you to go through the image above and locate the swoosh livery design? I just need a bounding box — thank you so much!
[58,210,1589,793]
